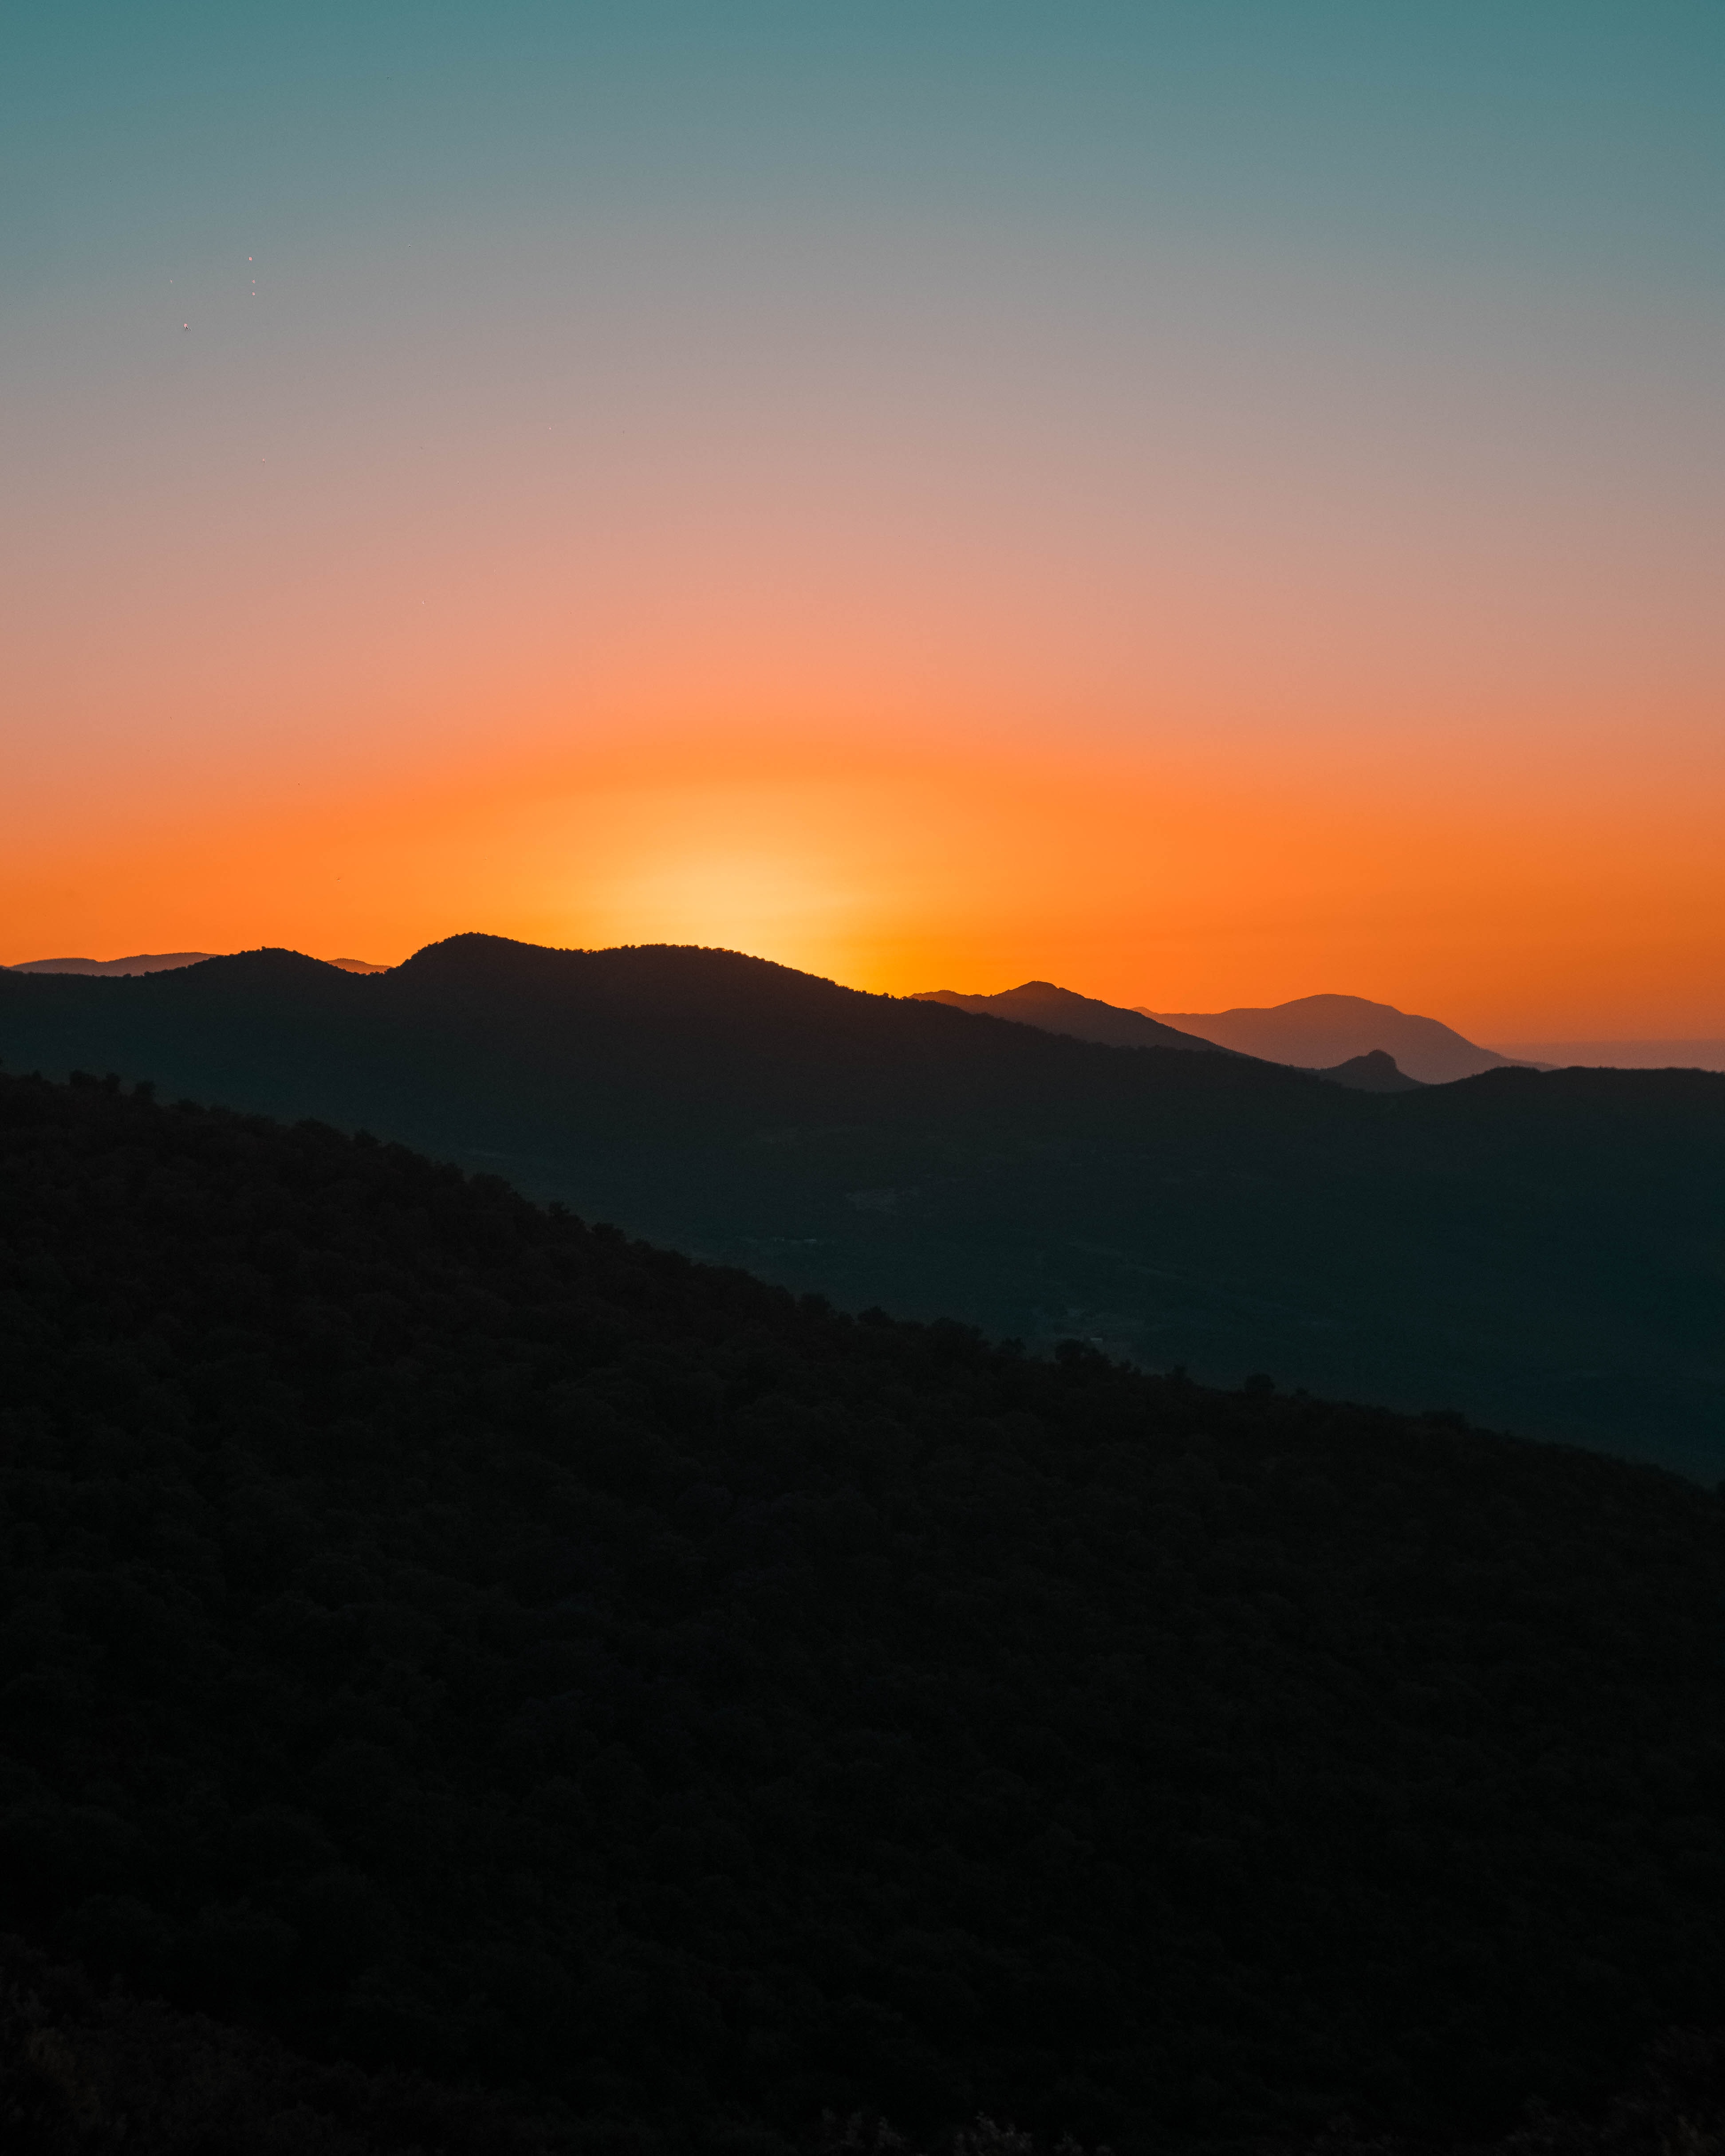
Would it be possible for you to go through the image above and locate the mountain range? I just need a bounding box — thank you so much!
[6,951,388,976]
[2,934,1720,1472]
[914,981,1221,1053]
[16,957,1712,1076]
[1139,992,1519,1083]
[914,983,1433,1088]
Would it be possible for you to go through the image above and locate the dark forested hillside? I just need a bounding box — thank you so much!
[2,936,1722,1469]
[3,1070,1725,2155]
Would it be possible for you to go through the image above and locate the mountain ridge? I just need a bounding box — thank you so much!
[3,933,1721,1470]
[1141,991,1518,1083]
[6,950,388,976]
[1310,1047,1426,1092]
[912,982,1431,1091]
[912,980,1222,1053]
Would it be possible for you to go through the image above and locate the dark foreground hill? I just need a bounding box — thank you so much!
[4,1070,1725,2154]
[1,936,1722,1471]
[8,1942,1725,2156]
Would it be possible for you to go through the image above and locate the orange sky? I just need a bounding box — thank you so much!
[7,15,1723,1039]
[5,708,1721,1042]
[7,287,1721,1041]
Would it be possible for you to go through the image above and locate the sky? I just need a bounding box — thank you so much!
[4,2,1722,1038]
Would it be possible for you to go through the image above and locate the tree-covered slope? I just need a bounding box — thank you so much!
[2,1070,1724,2153]
[2,937,1722,1467]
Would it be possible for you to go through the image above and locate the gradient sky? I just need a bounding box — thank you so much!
[5,2,1722,1036]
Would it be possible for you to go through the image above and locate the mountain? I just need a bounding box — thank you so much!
[919,988,1424,1094]
[8,951,221,976]
[7,950,389,976]
[2,934,1722,1471]
[1141,992,1516,1084]
[913,980,1221,1051]
[4,1065,1724,2154]
[1311,1047,1426,1092]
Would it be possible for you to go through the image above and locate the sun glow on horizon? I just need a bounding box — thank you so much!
[5,8,1722,1040]
[5,718,1721,1040]
[585,851,864,978]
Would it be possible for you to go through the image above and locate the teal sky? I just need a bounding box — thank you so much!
[8,5,1724,291]
[3,5,1725,304]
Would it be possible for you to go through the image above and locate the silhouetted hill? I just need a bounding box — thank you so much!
[917,987,1422,1092]
[912,983,1220,1052]
[8,950,390,977]
[8,952,221,977]
[4,1067,1725,2155]
[1313,1049,1426,1093]
[2,936,1721,1471]
[1142,994,1515,1083]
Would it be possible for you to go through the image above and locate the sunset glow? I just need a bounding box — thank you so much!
[6,4,1722,1039]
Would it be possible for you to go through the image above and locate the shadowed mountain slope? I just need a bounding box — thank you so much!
[1142,993,1515,1083]
[1,935,1721,1471]
[912,982,1220,1051]
[3,1067,1725,2154]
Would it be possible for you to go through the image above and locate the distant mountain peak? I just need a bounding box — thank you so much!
[1140,991,1512,1085]
[1310,1048,1426,1093]
[7,949,389,977]
[8,952,220,977]
[912,981,1222,1053]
